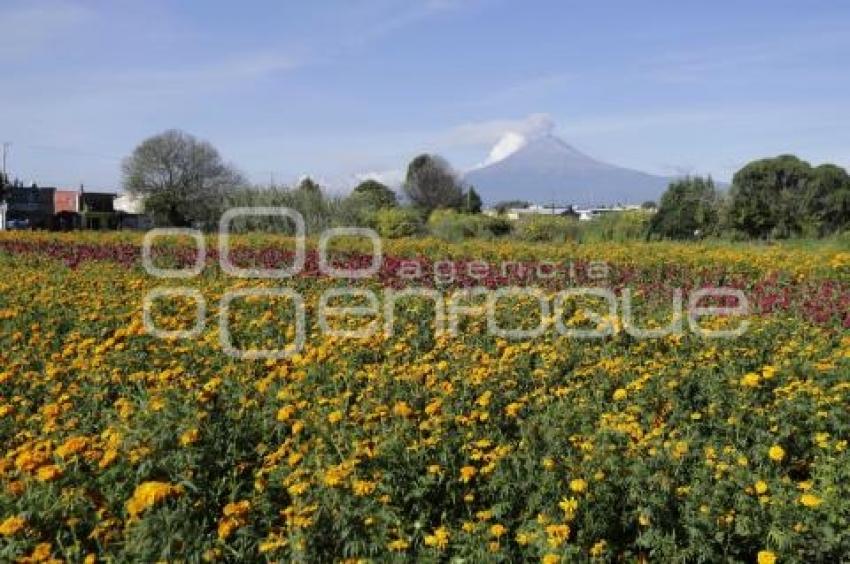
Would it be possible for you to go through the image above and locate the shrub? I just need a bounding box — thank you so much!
[580,211,652,242]
[375,207,424,238]
[427,210,513,241]
[514,214,580,242]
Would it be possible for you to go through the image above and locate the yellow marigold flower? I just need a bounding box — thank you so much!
[754,480,769,495]
[612,388,627,401]
[99,448,119,469]
[55,436,88,459]
[569,478,588,494]
[516,531,533,545]
[223,500,251,517]
[352,480,376,496]
[740,372,761,388]
[541,554,560,564]
[387,538,409,551]
[218,516,240,540]
[24,542,53,562]
[424,526,449,550]
[590,539,607,557]
[327,410,344,424]
[276,405,296,422]
[36,464,63,482]
[460,465,477,483]
[757,550,777,564]
[489,523,507,538]
[799,493,822,508]
[542,457,556,470]
[392,401,413,418]
[768,445,785,462]
[179,428,200,446]
[504,402,523,417]
[559,497,579,520]
[0,515,26,536]
[125,481,184,519]
[545,523,570,548]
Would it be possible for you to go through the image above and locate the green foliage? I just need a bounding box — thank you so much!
[514,214,580,243]
[426,209,512,241]
[375,207,424,238]
[122,129,246,229]
[726,155,850,239]
[460,187,483,214]
[222,182,349,235]
[649,177,720,240]
[351,180,398,210]
[728,155,812,239]
[403,154,464,214]
[580,210,652,242]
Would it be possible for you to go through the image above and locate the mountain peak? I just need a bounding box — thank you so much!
[465,133,669,206]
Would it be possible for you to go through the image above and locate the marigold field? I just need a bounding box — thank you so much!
[1,231,850,563]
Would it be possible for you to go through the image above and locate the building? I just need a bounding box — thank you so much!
[7,184,56,228]
[484,203,647,221]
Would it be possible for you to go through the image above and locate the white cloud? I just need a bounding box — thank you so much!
[441,113,555,147]
[442,113,557,169]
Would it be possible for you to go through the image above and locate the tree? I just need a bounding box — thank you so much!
[122,129,245,228]
[461,187,482,214]
[727,155,812,239]
[352,179,398,209]
[403,154,464,214]
[296,177,322,195]
[804,164,850,236]
[648,176,720,240]
[494,200,530,214]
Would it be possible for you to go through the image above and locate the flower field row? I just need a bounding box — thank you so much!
[1,232,849,562]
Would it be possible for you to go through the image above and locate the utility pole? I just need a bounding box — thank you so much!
[1,142,10,178]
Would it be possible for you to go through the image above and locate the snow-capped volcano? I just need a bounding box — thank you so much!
[465,134,670,206]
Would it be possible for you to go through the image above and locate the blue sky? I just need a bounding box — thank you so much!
[2,0,849,192]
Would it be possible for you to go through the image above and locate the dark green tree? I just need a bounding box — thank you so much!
[727,155,812,239]
[122,129,245,228]
[296,177,322,195]
[648,176,720,239]
[804,164,850,236]
[352,179,398,209]
[403,154,464,214]
[461,187,482,214]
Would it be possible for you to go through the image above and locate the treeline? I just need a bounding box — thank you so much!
[649,155,850,240]
[122,130,850,242]
[122,130,483,236]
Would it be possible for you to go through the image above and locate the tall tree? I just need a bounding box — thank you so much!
[727,155,812,239]
[403,154,464,214]
[648,176,720,240]
[352,179,398,209]
[461,187,483,214]
[804,164,850,235]
[122,129,244,228]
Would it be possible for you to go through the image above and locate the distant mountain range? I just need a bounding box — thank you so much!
[464,134,671,206]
